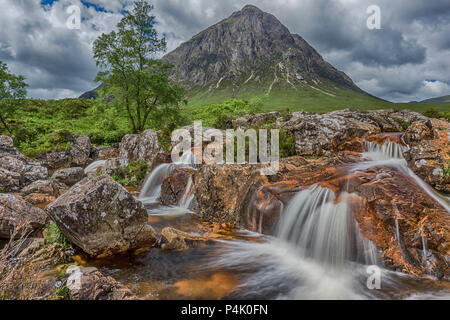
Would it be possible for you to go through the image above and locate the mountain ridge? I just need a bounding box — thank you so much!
[163,4,375,106]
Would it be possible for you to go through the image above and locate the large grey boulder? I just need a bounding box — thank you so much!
[38,134,94,172]
[0,135,48,192]
[51,167,86,186]
[119,130,160,167]
[0,194,47,239]
[45,175,156,258]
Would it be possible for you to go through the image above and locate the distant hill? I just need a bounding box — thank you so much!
[420,95,450,104]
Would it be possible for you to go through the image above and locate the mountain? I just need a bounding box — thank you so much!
[420,95,450,104]
[163,5,377,108]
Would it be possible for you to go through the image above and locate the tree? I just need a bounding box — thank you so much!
[93,0,184,133]
[0,61,28,133]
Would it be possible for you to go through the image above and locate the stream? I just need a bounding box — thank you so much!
[84,136,450,300]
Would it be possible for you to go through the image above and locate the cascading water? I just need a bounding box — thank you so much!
[139,150,198,215]
[207,136,449,299]
[84,160,107,174]
[355,140,450,213]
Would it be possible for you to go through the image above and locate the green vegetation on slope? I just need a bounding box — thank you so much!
[0,96,448,159]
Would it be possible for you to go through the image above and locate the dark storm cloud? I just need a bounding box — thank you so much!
[0,0,449,101]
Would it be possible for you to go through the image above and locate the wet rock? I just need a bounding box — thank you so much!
[281,109,381,156]
[404,119,449,193]
[192,155,359,231]
[151,152,173,171]
[161,227,211,251]
[66,266,137,300]
[0,135,49,192]
[404,121,435,143]
[20,179,68,206]
[324,166,450,279]
[38,134,94,172]
[160,168,196,206]
[45,175,157,258]
[0,194,47,239]
[51,167,87,187]
[119,130,160,167]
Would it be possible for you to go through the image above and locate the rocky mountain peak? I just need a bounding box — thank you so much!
[164,5,366,98]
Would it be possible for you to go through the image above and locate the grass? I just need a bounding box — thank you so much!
[45,224,70,250]
[0,88,448,159]
[111,161,150,186]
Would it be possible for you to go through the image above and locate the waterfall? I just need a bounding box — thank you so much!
[277,185,377,267]
[84,160,107,174]
[178,177,195,209]
[354,140,450,213]
[363,141,407,161]
[139,150,198,211]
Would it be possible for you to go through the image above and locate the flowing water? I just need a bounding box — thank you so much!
[90,136,450,300]
[84,160,107,174]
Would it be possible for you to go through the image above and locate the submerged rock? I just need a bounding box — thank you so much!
[119,130,160,167]
[0,194,47,239]
[161,227,211,251]
[66,266,137,300]
[45,175,157,258]
[51,167,87,186]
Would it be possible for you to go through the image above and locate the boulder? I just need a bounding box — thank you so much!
[233,112,281,128]
[38,134,94,172]
[51,167,86,186]
[119,130,160,167]
[160,168,196,206]
[161,227,211,251]
[151,152,173,171]
[404,119,450,193]
[0,194,47,239]
[66,266,137,300]
[280,109,381,156]
[20,179,68,206]
[94,145,120,160]
[0,135,48,192]
[45,175,157,258]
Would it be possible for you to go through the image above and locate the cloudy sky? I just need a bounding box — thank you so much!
[0,0,449,102]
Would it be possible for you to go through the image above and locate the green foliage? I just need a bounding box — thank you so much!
[0,60,28,134]
[45,224,70,250]
[54,285,70,300]
[189,99,263,127]
[111,161,149,186]
[93,0,184,133]
[423,108,450,121]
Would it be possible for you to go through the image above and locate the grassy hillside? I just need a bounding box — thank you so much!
[186,81,450,114]
[421,95,450,105]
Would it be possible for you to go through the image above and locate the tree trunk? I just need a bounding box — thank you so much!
[0,114,12,134]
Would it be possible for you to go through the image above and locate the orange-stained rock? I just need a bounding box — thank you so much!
[323,166,449,279]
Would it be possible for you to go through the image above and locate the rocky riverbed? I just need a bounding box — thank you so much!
[0,109,449,300]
